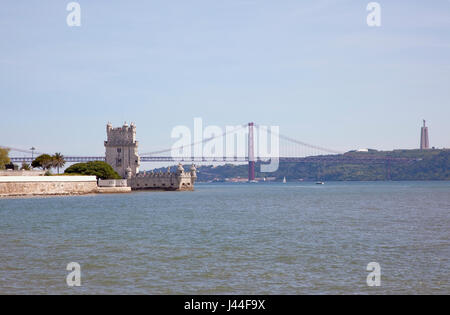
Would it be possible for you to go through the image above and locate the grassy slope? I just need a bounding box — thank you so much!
[194,149,450,181]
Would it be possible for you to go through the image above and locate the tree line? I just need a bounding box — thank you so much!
[0,149,66,174]
[30,153,66,173]
[1,148,120,179]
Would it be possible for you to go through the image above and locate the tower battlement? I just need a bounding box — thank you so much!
[105,122,137,146]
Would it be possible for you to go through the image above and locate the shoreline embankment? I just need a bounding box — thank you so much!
[0,176,131,198]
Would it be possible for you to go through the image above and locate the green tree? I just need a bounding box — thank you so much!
[64,161,121,179]
[20,162,31,171]
[0,148,11,170]
[31,154,53,170]
[52,153,66,174]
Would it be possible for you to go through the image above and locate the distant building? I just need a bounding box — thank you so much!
[420,120,430,150]
[349,148,377,153]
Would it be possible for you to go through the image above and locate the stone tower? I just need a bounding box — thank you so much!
[420,120,430,150]
[105,122,140,178]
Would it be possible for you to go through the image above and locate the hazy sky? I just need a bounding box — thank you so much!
[1,0,450,157]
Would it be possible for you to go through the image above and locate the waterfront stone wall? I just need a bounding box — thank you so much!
[98,179,128,187]
[0,170,45,176]
[0,176,98,197]
[97,186,131,194]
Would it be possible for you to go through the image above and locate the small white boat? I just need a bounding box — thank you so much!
[283,177,287,183]
[316,181,325,185]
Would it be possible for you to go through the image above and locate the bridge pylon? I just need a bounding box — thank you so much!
[248,122,255,181]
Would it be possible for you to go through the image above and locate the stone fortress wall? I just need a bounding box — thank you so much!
[128,164,196,191]
[0,170,45,176]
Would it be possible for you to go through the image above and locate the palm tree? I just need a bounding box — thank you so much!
[52,153,66,174]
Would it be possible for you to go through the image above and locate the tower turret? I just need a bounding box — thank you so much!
[190,164,197,184]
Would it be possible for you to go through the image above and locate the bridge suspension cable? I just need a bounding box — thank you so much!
[140,124,247,157]
[255,125,343,156]
[0,145,47,156]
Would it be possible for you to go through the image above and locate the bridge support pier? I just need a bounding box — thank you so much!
[248,161,255,182]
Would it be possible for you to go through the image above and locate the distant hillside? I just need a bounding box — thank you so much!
[193,149,450,182]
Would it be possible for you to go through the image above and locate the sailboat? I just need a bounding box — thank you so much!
[283,176,287,183]
[316,165,324,184]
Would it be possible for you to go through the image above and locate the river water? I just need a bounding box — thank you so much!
[0,181,449,294]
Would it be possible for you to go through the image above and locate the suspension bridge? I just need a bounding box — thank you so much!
[4,123,416,181]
